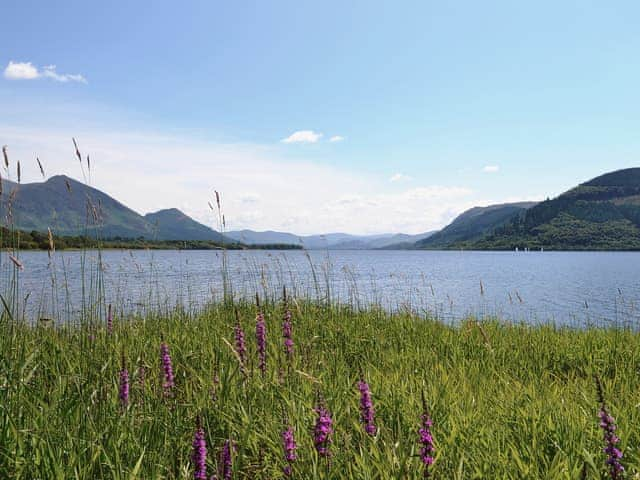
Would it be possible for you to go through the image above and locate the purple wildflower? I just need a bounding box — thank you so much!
[256,312,266,376]
[358,380,377,436]
[107,304,113,335]
[283,308,294,358]
[419,396,435,477]
[313,404,333,458]
[596,376,624,479]
[160,341,175,394]
[282,426,297,476]
[119,355,129,408]
[218,440,233,480]
[192,419,207,480]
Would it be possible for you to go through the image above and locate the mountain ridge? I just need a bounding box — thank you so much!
[0,175,434,247]
[0,175,227,241]
[416,202,537,248]
[433,168,640,250]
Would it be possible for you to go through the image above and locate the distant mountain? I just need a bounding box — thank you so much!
[0,175,229,242]
[225,230,302,246]
[226,230,435,249]
[416,202,537,248]
[470,168,640,250]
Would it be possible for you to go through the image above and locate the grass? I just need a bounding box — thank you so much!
[1,300,639,479]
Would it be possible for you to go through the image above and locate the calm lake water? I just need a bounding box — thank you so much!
[1,249,639,327]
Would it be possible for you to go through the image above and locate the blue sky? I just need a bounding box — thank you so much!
[2,1,640,234]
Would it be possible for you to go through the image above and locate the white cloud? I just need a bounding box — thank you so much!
[483,165,500,173]
[3,61,86,83]
[390,173,412,182]
[42,65,87,84]
[4,61,39,80]
[1,123,486,234]
[329,135,344,142]
[281,130,323,144]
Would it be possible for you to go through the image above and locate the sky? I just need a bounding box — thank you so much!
[1,1,640,235]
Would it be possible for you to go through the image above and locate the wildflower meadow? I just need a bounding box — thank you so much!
[1,296,639,478]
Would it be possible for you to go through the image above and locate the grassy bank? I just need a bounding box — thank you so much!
[1,301,638,479]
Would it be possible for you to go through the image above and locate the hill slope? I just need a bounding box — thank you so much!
[416,202,537,248]
[470,168,640,250]
[0,175,227,241]
[144,209,224,241]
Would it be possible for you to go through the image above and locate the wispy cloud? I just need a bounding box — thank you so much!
[390,173,412,182]
[329,135,344,142]
[483,165,500,173]
[3,61,86,83]
[41,65,87,83]
[281,130,322,143]
[2,123,483,234]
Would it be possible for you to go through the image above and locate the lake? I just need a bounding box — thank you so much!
[1,249,639,327]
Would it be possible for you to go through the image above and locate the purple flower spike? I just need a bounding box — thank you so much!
[313,405,333,458]
[119,355,129,408]
[358,380,377,436]
[596,376,624,479]
[282,308,294,358]
[256,312,267,376]
[218,440,233,480]
[192,419,207,480]
[418,397,435,477]
[282,425,297,476]
[160,341,175,394]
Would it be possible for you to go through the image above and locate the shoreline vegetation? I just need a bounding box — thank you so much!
[0,226,302,251]
[1,301,637,478]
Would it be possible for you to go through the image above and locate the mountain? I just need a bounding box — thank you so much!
[0,175,228,242]
[470,168,640,250]
[416,202,537,248]
[225,230,302,246]
[144,209,224,241]
[226,230,435,249]
[352,232,437,249]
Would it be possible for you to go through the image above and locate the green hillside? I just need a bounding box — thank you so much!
[0,175,228,241]
[416,202,537,248]
[468,168,640,250]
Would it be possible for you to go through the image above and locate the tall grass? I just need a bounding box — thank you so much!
[0,300,639,478]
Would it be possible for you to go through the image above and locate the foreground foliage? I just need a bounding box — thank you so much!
[1,302,639,479]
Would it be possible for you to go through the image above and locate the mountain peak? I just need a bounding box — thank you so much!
[0,176,226,242]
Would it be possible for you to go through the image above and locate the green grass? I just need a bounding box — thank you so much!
[1,302,638,479]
